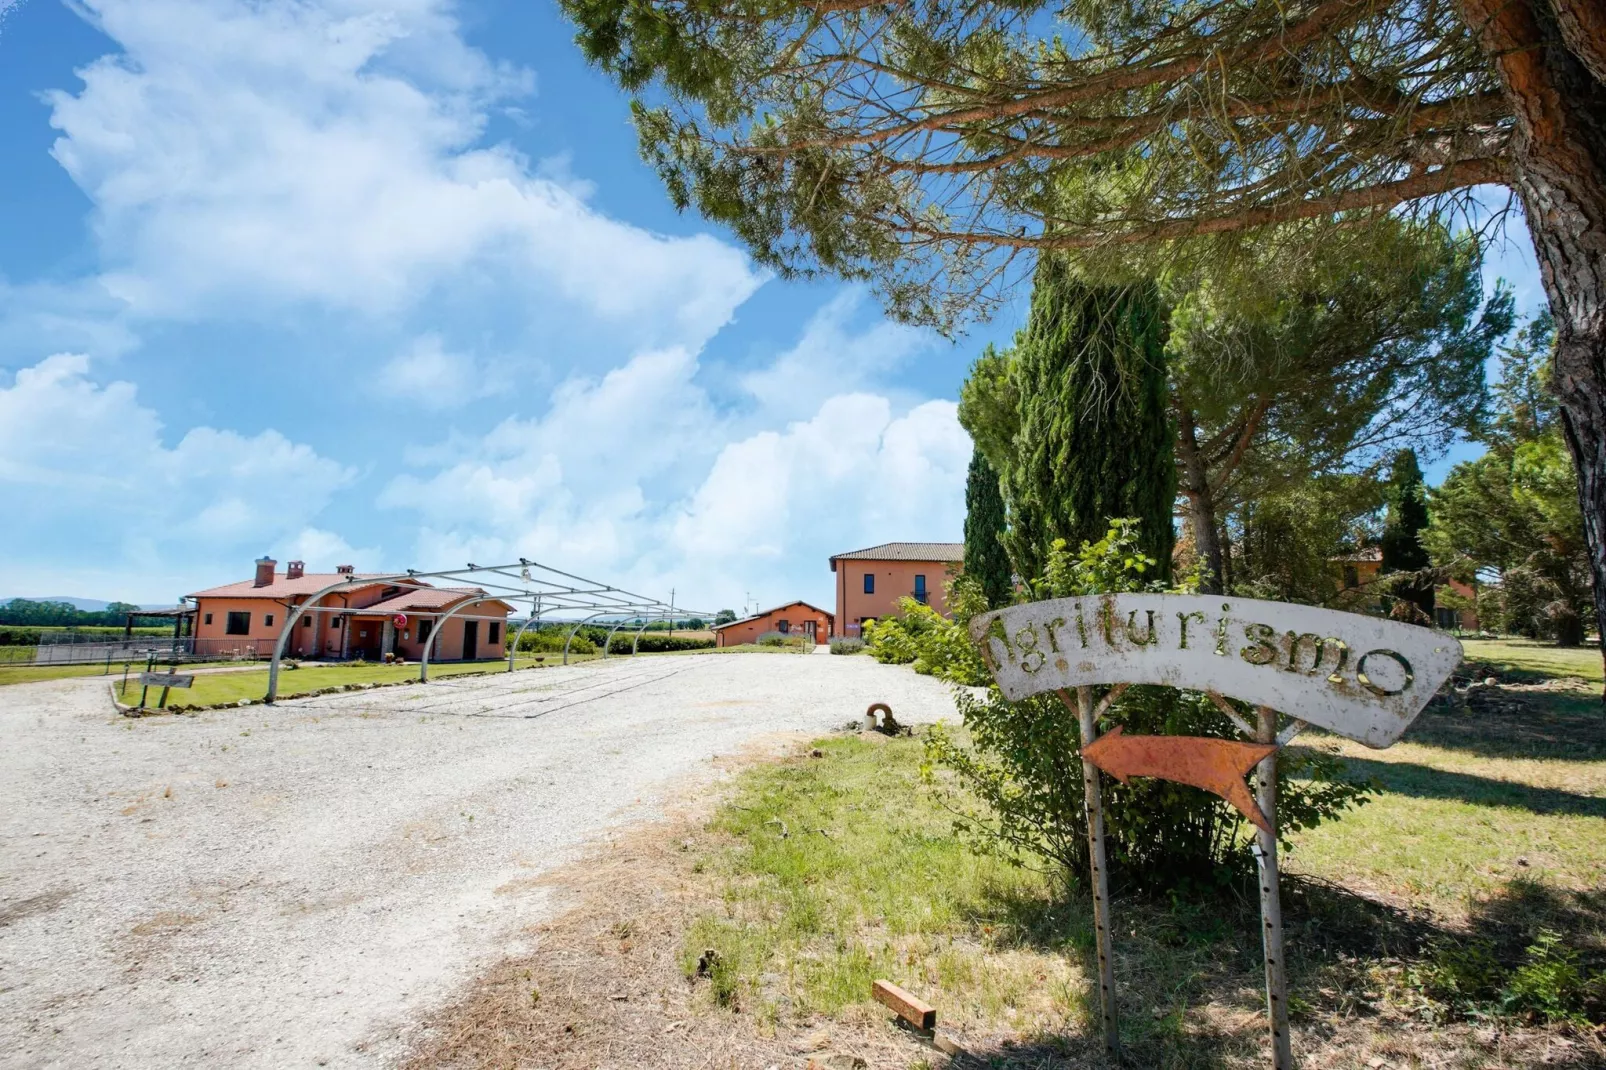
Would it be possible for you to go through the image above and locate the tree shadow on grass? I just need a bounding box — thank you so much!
[1335,756,1606,817]
[959,874,1603,1069]
[1403,685,1606,762]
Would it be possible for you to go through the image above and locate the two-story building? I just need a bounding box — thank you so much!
[188,556,512,661]
[828,542,963,638]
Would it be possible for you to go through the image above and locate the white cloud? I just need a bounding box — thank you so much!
[379,333,502,409]
[46,0,763,346]
[379,330,972,608]
[0,354,362,600]
[738,291,933,421]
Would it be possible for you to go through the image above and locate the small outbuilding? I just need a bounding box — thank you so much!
[711,601,834,647]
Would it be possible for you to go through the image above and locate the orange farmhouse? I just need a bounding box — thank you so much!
[188,556,512,662]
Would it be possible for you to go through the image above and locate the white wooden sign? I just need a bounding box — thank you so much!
[970,594,1461,748]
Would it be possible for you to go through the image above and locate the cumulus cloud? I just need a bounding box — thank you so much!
[0,354,360,600]
[738,291,933,421]
[379,333,504,409]
[379,328,972,608]
[46,0,763,345]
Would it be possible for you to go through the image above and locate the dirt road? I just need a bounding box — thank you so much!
[0,653,956,1068]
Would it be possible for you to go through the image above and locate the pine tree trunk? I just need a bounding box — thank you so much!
[1462,0,1606,688]
[1176,403,1225,594]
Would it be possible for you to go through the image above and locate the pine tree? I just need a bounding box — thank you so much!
[963,447,1013,608]
[1381,449,1434,619]
[1004,259,1176,583]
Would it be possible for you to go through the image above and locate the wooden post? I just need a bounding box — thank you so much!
[1254,705,1293,1069]
[1076,685,1120,1057]
[138,653,154,709]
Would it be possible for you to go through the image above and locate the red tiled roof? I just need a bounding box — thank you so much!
[711,600,834,630]
[187,573,391,599]
[829,542,963,569]
[357,588,508,616]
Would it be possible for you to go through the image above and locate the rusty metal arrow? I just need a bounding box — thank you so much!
[1082,727,1279,834]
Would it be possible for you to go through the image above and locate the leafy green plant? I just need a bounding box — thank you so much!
[829,637,864,655]
[1501,929,1599,1026]
[925,519,1369,894]
[862,576,991,685]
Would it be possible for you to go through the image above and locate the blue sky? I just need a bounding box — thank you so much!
[0,0,1547,609]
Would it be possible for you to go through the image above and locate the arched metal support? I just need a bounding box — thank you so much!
[266,574,429,704]
[603,615,644,659]
[631,613,664,656]
[563,611,613,665]
[507,598,543,672]
[420,595,509,683]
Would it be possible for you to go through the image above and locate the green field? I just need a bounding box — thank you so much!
[1462,637,1604,684]
[675,638,1605,1064]
[114,653,603,707]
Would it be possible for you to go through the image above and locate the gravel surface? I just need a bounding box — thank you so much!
[0,653,958,1069]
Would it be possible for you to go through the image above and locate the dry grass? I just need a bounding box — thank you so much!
[404,757,941,1070]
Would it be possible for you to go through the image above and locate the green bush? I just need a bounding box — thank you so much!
[607,633,714,653]
[862,578,990,685]
[1502,929,1601,1025]
[829,637,865,655]
[1408,928,1603,1026]
[924,519,1369,894]
[516,628,596,655]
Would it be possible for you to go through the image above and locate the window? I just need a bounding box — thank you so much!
[302,616,312,628]
[204,612,213,626]
[332,616,342,629]
[264,613,275,627]
[777,619,791,634]
[418,619,432,641]
[863,573,875,594]
[225,611,251,636]
[914,574,928,603]
[1343,565,1359,590]
[488,622,501,645]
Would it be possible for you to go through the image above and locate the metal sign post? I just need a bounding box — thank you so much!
[973,593,1460,1066]
[1067,684,1119,1056]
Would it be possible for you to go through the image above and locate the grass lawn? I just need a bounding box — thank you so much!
[113,653,601,707]
[667,667,1605,1065]
[0,663,132,686]
[1461,637,1604,684]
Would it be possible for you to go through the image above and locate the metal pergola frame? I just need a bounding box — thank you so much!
[265,559,710,703]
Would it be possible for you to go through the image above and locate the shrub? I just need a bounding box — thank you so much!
[517,628,596,655]
[606,634,714,654]
[829,637,864,655]
[924,519,1370,895]
[861,576,992,685]
[1502,929,1600,1025]
[755,631,809,649]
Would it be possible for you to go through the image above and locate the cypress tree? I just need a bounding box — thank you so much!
[1004,257,1176,582]
[1381,448,1435,618]
[963,447,1013,607]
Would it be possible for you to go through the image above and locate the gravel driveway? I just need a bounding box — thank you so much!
[0,653,958,1069]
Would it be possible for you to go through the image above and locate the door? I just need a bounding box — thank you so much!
[463,619,479,660]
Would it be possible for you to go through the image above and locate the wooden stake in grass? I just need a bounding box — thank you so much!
[871,979,935,1031]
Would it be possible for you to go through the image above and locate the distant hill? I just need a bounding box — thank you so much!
[0,596,133,612]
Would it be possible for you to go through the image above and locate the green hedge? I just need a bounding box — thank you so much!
[609,634,714,653]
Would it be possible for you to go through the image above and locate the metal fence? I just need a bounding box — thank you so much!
[0,634,273,667]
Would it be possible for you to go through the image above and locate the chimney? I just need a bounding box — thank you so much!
[253,556,277,588]
[336,564,355,576]
[286,560,305,580]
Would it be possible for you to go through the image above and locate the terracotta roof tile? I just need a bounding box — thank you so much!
[710,600,833,630]
[187,573,390,599]
[829,542,963,567]
[358,588,505,615]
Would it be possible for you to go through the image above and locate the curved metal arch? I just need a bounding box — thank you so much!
[603,614,646,659]
[563,611,614,665]
[631,612,666,656]
[506,598,544,672]
[266,573,430,704]
[419,595,509,683]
